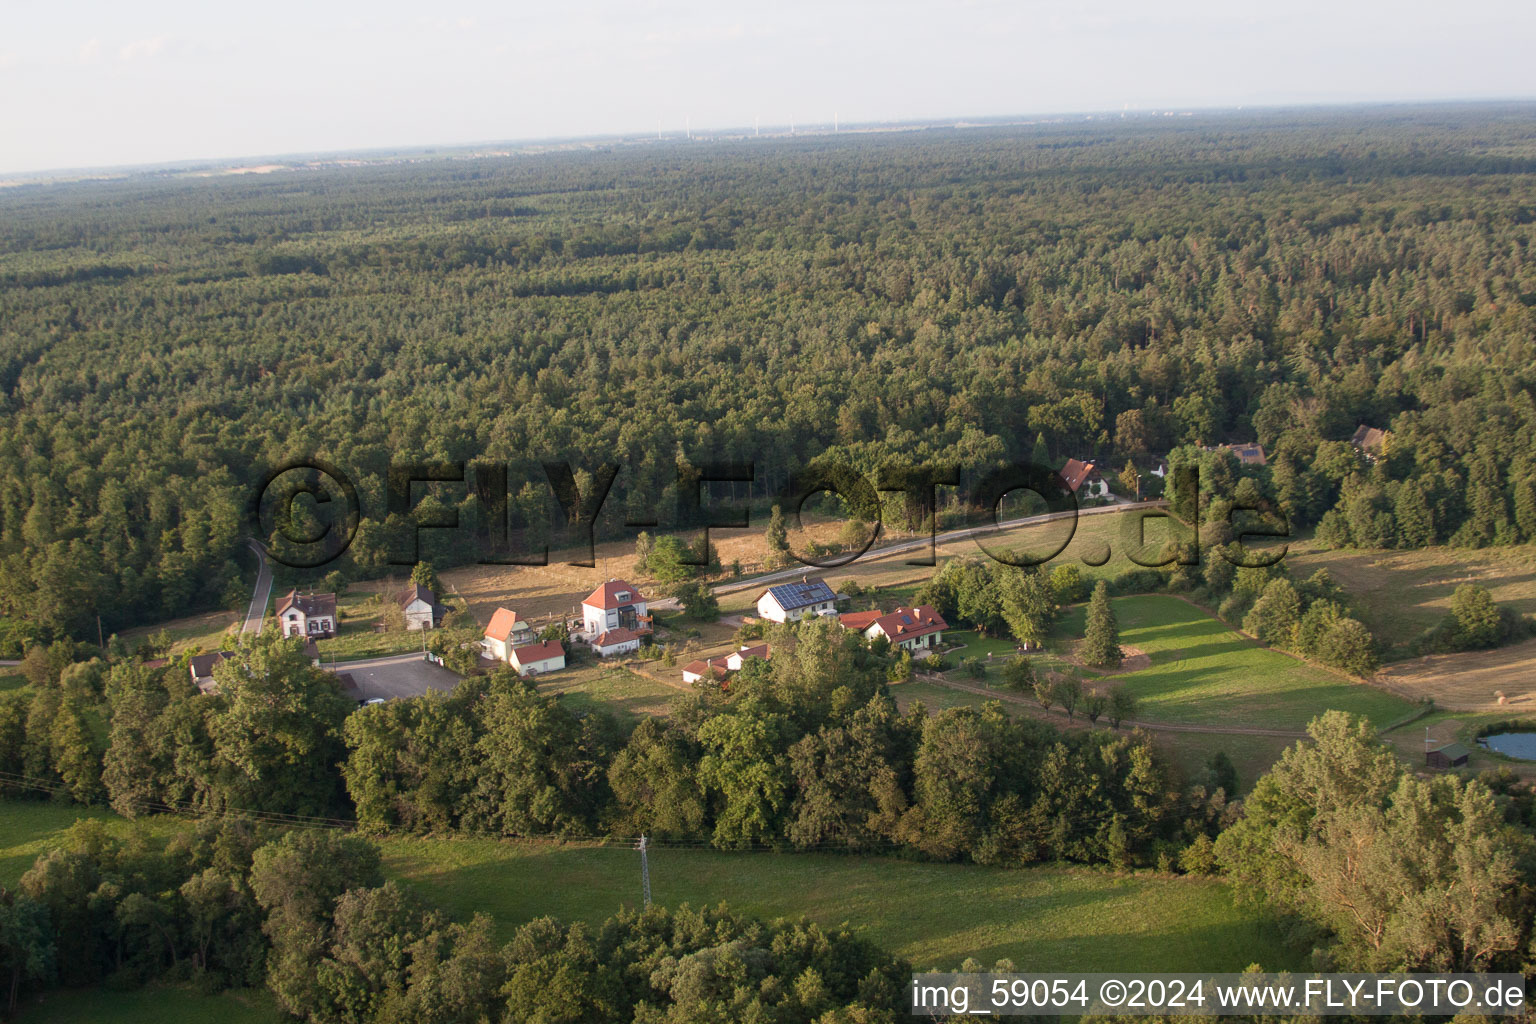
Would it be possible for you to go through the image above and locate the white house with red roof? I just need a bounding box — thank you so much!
[509,639,566,677]
[581,579,650,638]
[1059,458,1109,501]
[837,610,881,631]
[682,656,731,685]
[725,643,770,671]
[483,607,535,663]
[861,605,947,655]
[590,626,644,658]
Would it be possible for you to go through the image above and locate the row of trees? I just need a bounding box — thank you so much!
[2,819,909,1022]
[2,618,1235,871]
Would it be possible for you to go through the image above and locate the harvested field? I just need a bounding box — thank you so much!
[1374,638,1536,712]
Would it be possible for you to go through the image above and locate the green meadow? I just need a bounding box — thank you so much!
[1057,595,1414,730]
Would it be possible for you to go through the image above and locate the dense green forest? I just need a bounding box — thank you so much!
[3,103,1536,643]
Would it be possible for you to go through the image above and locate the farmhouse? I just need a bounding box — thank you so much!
[509,639,566,677]
[276,589,337,638]
[397,583,445,630]
[682,657,731,684]
[756,577,837,622]
[1059,458,1110,501]
[582,579,651,637]
[726,643,770,671]
[1426,742,1470,769]
[862,605,947,654]
[482,607,535,662]
[591,626,644,658]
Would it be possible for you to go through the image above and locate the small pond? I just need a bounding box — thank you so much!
[1481,732,1536,760]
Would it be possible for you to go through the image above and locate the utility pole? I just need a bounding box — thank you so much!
[638,834,651,909]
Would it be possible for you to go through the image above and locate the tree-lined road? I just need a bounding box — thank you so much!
[242,540,273,635]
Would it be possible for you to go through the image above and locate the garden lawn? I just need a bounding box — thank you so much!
[378,837,1296,973]
[1055,594,1414,730]
[536,666,682,724]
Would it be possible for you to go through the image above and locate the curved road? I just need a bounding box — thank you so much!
[242,540,273,635]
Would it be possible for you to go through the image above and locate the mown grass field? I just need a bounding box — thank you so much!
[15,985,281,1024]
[0,800,1298,978]
[0,670,27,692]
[118,609,241,656]
[376,837,1296,973]
[0,801,133,888]
[1056,595,1415,730]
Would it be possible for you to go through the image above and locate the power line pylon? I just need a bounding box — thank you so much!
[638,834,651,909]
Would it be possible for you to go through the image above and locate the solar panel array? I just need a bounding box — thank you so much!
[766,578,835,610]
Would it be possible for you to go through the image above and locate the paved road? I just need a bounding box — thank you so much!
[327,651,462,702]
[242,539,273,635]
[711,499,1169,596]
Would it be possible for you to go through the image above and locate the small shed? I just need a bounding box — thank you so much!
[1426,742,1470,769]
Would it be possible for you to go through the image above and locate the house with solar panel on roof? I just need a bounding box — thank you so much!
[756,576,838,623]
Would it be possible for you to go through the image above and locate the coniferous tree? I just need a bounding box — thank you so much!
[1514,477,1536,543]
[1081,581,1123,668]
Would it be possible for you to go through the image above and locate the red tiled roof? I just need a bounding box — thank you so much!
[869,605,947,642]
[838,610,881,631]
[582,579,645,610]
[1059,458,1101,493]
[735,643,770,661]
[510,640,564,664]
[592,626,646,648]
[682,658,731,681]
[484,607,528,642]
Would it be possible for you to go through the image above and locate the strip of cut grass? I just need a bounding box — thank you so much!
[1055,595,1413,730]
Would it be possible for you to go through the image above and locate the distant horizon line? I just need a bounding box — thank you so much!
[5,95,1535,184]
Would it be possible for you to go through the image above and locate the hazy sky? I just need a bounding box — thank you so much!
[3,0,1533,173]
